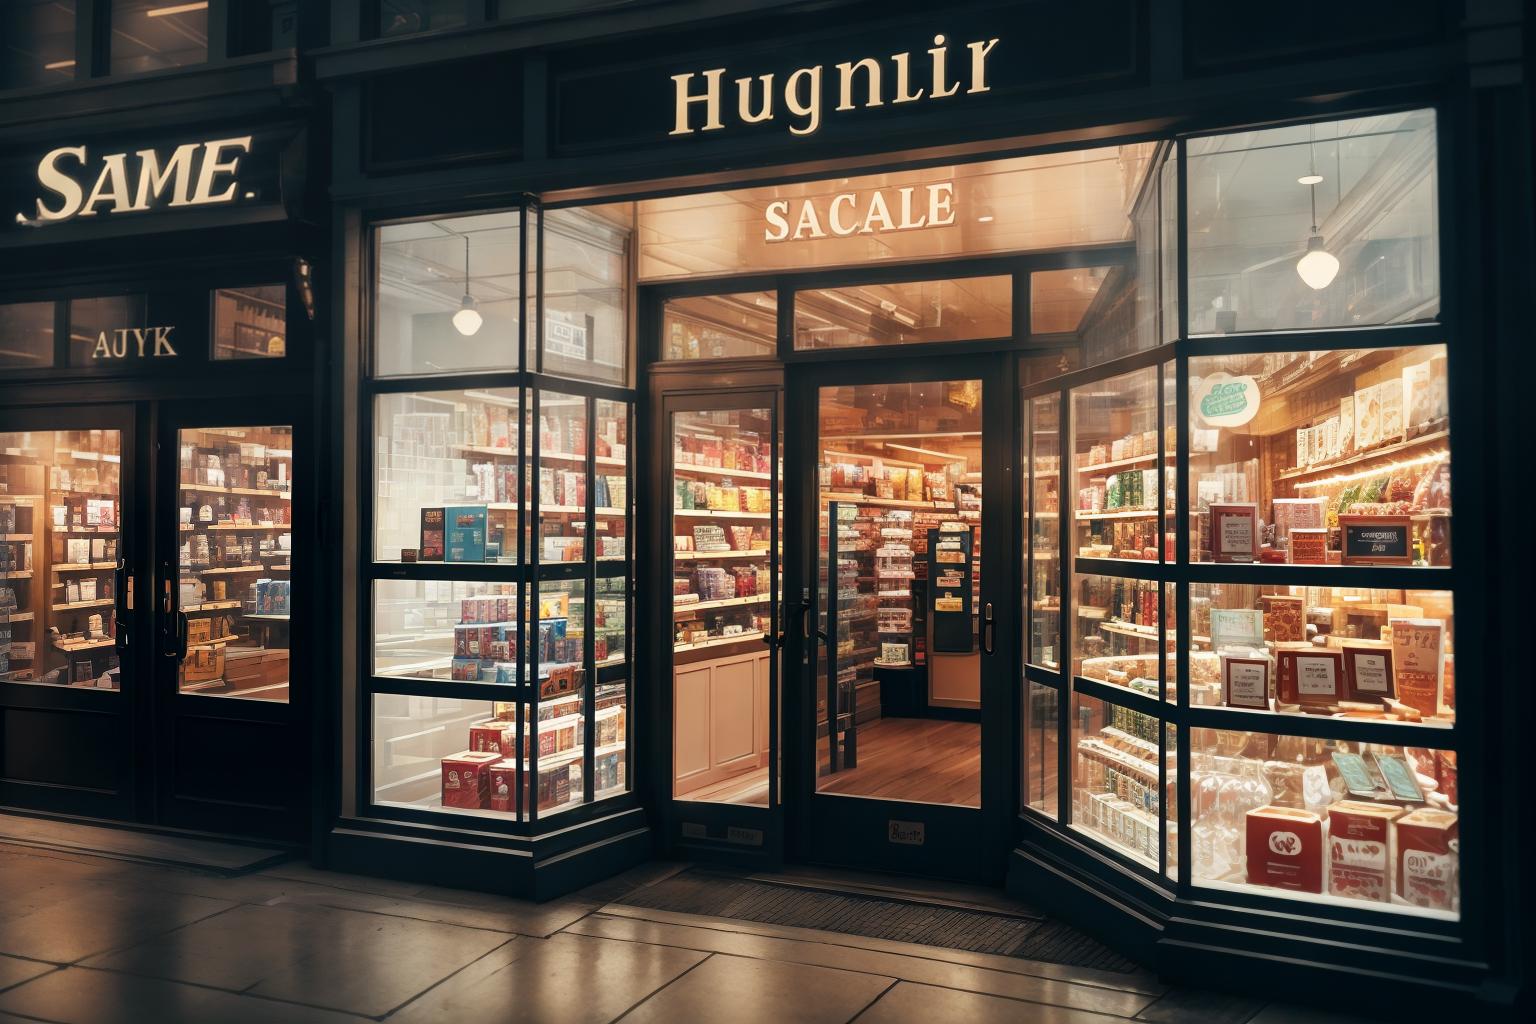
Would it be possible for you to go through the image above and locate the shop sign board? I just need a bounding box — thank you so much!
[888,819,926,846]
[87,326,179,361]
[14,137,254,227]
[765,182,955,241]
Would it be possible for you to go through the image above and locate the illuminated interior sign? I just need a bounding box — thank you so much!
[90,326,179,361]
[671,34,1000,137]
[14,136,254,227]
[764,182,956,241]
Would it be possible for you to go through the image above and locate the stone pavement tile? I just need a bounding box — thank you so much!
[366,890,601,938]
[0,850,124,925]
[0,968,365,1024]
[620,953,893,1024]
[0,956,55,993]
[96,862,411,914]
[256,861,430,899]
[1136,987,1266,1023]
[83,901,508,1018]
[0,886,234,964]
[569,913,1157,1017]
[391,931,707,1024]
[856,981,1128,1024]
[1247,1004,1387,1024]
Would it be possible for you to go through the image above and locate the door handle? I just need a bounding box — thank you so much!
[981,601,995,655]
[114,560,129,652]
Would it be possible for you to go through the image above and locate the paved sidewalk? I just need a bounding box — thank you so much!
[0,844,1370,1023]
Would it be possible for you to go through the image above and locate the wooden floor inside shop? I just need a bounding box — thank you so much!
[818,717,980,807]
[682,768,771,806]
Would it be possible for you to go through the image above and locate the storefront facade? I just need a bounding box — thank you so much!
[1,0,1529,1017]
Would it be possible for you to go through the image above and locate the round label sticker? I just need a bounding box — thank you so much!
[1195,372,1261,427]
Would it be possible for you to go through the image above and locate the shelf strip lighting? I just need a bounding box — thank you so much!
[1291,449,1447,489]
[147,2,208,17]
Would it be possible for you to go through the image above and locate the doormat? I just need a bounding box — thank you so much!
[614,867,1139,973]
[0,814,289,876]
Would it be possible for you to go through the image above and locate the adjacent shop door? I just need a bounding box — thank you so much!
[152,400,307,840]
[658,384,784,861]
[0,404,144,821]
[785,354,1015,881]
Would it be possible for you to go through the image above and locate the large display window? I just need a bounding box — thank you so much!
[363,204,635,827]
[1021,108,1459,923]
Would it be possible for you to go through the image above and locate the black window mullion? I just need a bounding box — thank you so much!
[583,395,596,805]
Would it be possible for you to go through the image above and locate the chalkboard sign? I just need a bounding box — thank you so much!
[1339,515,1412,565]
[926,528,973,654]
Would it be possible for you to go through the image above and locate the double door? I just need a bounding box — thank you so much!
[658,354,1016,881]
[0,398,307,841]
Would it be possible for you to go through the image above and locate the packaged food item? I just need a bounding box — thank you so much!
[441,751,498,809]
[1246,806,1324,893]
[1356,384,1382,450]
[1210,502,1258,563]
[1329,801,1406,902]
[488,760,517,812]
[1396,808,1458,910]
[1380,378,1405,443]
[1390,618,1446,717]
[1260,595,1305,643]
[1338,396,1354,453]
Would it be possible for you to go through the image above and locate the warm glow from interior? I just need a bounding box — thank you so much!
[146,2,209,17]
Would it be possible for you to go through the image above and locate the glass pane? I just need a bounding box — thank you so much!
[594,399,629,562]
[0,430,122,690]
[1160,153,1180,343]
[177,425,292,701]
[595,674,628,799]
[0,302,56,369]
[794,276,1011,350]
[1024,681,1060,817]
[541,207,631,385]
[375,212,522,377]
[672,406,774,806]
[1073,572,1169,701]
[537,579,586,817]
[595,576,626,669]
[1189,345,1449,568]
[1,1,75,90]
[1187,110,1438,335]
[378,0,466,36]
[1190,726,1458,918]
[68,295,146,368]
[536,391,587,564]
[372,693,522,820]
[1071,365,1163,564]
[1027,397,1061,670]
[110,0,207,75]
[663,292,777,360]
[212,285,286,360]
[816,381,981,807]
[372,579,521,684]
[1031,267,1111,336]
[638,143,1157,280]
[1164,721,1178,880]
[373,388,520,564]
[1187,583,1454,726]
[1072,692,1165,869]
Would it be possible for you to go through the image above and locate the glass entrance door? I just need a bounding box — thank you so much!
[154,402,306,839]
[789,358,1012,880]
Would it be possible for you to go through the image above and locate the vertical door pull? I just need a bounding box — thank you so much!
[982,602,995,655]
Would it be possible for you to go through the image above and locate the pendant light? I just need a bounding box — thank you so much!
[1295,129,1340,290]
[452,234,483,336]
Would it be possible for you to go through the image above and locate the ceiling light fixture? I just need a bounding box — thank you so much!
[1295,128,1339,291]
[146,2,208,17]
[451,235,482,337]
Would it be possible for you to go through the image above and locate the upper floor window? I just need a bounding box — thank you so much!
[110,0,208,76]
[378,0,467,37]
[1,1,77,90]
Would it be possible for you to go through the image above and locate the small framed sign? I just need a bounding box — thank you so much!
[1222,654,1271,710]
[1276,648,1344,707]
[1342,643,1395,701]
[1210,502,1259,563]
[1339,515,1413,565]
[1288,527,1329,565]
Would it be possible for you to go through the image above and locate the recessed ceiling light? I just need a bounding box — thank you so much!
[976,215,994,223]
[147,2,208,17]
[1297,173,1324,185]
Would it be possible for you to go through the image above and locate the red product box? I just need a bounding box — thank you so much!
[1396,808,1459,910]
[488,759,518,813]
[441,751,498,809]
[1328,801,1405,903]
[468,721,521,760]
[1246,805,1324,893]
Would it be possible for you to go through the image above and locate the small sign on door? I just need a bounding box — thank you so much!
[888,819,925,846]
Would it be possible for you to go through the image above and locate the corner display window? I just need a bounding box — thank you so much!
[213,286,286,360]
[109,0,208,76]
[1,1,76,89]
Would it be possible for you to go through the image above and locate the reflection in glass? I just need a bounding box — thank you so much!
[0,430,122,690]
[1187,109,1438,335]
[1189,345,1449,567]
[1024,682,1059,817]
[176,425,293,701]
[1071,366,1164,563]
[794,276,1011,350]
[816,381,981,807]
[213,285,286,360]
[373,579,521,683]
[1072,693,1165,868]
[110,0,208,75]
[541,207,632,384]
[1031,267,1110,335]
[663,292,777,360]
[0,302,56,369]
[1073,572,1168,701]
[1,1,76,89]
[69,295,146,368]
[1027,396,1061,669]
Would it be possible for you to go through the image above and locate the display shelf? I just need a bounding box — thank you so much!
[2,571,33,580]
[1075,451,1159,473]
[1077,509,1159,521]
[671,508,772,520]
[51,599,114,612]
[821,491,945,511]
[245,613,291,622]
[673,550,767,561]
[54,637,114,652]
[672,463,772,481]
[673,594,769,614]
[0,612,35,622]
[197,565,271,575]
[674,631,764,653]
[185,600,241,613]
[50,562,115,572]
[0,534,32,541]
[1276,428,1449,482]
[179,483,291,499]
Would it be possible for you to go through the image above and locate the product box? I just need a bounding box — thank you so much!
[488,759,518,812]
[1396,808,1459,910]
[1288,528,1329,565]
[441,751,498,809]
[1328,801,1406,903]
[1356,383,1383,450]
[1380,378,1405,443]
[1246,805,1325,893]
[1276,648,1344,707]
[444,506,487,563]
[419,508,445,561]
[1259,594,1306,643]
[1209,502,1258,563]
[1338,396,1355,453]
[1390,617,1446,716]
[469,720,521,760]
